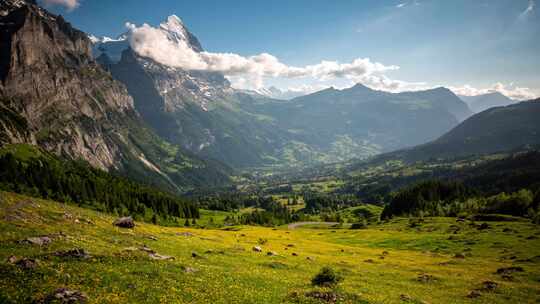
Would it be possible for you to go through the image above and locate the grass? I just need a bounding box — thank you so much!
[337,204,384,223]
[1,191,539,303]
[0,144,48,161]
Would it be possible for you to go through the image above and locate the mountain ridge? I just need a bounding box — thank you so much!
[459,91,515,113]
[367,99,540,164]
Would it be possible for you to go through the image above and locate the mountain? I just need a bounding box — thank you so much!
[376,99,540,162]
[0,0,231,192]
[246,84,473,162]
[244,86,308,100]
[94,17,294,168]
[92,15,478,168]
[459,92,515,113]
[398,87,473,122]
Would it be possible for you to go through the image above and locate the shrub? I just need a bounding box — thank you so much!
[311,266,343,287]
[350,219,367,229]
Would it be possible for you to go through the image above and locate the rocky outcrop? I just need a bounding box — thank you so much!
[113,216,135,228]
[0,0,134,170]
[0,0,231,191]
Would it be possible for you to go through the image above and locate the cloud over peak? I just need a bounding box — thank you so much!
[450,83,537,101]
[124,16,409,90]
[40,0,79,11]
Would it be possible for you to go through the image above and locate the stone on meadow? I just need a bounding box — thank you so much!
[22,236,52,246]
[113,216,135,228]
[182,266,198,273]
[46,288,88,303]
[149,253,175,260]
[7,256,39,270]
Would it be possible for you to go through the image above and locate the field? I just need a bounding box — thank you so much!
[1,191,540,304]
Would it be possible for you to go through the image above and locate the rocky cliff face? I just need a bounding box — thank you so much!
[0,0,135,169]
[0,0,231,190]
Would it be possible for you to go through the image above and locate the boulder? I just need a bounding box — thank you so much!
[305,291,338,303]
[149,253,174,260]
[181,266,198,273]
[7,256,38,270]
[113,216,135,228]
[496,266,524,275]
[22,236,52,246]
[267,251,277,256]
[479,281,498,292]
[252,246,262,252]
[54,248,91,259]
[139,245,155,254]
[45,288,88,303]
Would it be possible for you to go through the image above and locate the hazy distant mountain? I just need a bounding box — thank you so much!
[0,0,231,191]
[377,99,540,162]
[459,92,515,113]
[241,84,473,163]
[245,87,308,100]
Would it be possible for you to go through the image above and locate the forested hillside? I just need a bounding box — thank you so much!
[0,145,198,224]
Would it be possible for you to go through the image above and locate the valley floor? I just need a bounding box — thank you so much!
[1,191,539,303]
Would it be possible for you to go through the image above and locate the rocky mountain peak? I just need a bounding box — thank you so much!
[159,14,203,52]
[92,14,204,63]
[0,0,34,12]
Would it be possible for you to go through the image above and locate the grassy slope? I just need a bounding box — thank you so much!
[1,191,539,304]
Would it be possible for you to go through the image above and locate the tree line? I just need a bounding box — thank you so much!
[0,147,199,225]
[381,179,540,222]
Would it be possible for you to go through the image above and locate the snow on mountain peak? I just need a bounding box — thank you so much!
[91,15,202,63]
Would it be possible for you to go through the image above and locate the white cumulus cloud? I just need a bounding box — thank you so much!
[450,83,538,101]
[124,18,407,90]
[40,0,80,11]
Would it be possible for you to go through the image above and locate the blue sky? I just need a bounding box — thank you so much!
[42,0,539,99]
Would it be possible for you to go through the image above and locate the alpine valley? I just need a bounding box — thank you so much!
[0,1,539,304]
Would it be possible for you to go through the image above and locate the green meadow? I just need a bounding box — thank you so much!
[1,191,539,304]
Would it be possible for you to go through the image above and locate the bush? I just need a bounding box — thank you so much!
[350,220,367,229]
[311,266,343,287]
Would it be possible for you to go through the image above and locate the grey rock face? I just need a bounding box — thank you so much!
[0,1,232,191]
[0,0,135,170]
